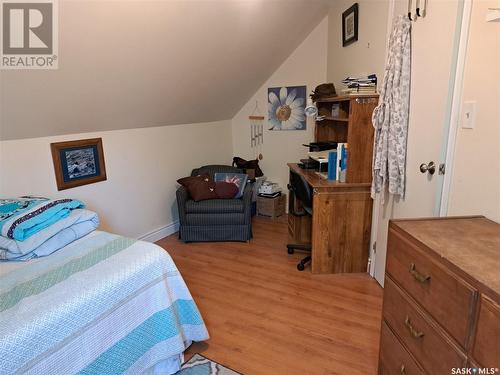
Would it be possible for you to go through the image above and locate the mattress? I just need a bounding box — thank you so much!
[0,230,209,375]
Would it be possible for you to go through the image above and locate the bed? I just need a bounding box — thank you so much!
[0,230,209,375]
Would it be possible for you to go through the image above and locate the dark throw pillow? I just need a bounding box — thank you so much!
[177,174,218,202]
[215,182,239,199]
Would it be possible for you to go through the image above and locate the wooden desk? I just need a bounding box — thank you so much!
[288,163,373,274]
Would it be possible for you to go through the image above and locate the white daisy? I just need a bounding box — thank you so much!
[268,87,306,130]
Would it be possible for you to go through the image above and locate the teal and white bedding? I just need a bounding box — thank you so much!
[0,209,99,261]
[0,231,209,375]
[0,197,84,241]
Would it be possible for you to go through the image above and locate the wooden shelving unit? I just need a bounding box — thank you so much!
[314,94,378,184]
[286,93,379,273]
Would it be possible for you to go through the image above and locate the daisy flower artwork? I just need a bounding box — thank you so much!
[268,85,307,131]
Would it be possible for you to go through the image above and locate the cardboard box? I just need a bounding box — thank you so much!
[257,194,286,219]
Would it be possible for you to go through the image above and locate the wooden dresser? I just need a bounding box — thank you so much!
[379,217,500,375]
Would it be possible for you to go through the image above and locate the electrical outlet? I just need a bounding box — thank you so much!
[462,101,477,129]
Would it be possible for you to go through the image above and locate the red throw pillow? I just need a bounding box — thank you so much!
[215,182,239,199]
[177,174,218,202]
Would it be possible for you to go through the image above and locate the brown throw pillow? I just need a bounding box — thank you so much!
[215,182,239,199]
[177,174,218,202]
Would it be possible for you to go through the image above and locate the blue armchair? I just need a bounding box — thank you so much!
[176,165,253,242]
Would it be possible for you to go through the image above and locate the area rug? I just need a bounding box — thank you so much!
[176,354,241,375]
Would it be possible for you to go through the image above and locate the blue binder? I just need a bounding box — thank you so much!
[327,151,337,180]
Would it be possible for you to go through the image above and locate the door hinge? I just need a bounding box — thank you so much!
[439,163,446,175]
[372,241,377,253]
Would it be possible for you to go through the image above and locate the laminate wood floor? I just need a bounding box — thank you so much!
[156,216,383,375]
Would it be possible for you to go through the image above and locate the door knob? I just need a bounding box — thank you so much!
[420,161,436,175]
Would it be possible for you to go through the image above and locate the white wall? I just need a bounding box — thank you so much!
[231,17,328,193]
[448,0,500,223]
[327,0,389,88]
[0,0,328,140]
[0,121,233,239]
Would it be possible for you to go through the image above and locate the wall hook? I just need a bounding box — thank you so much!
[416,0,421,17]
[408,0,413,20]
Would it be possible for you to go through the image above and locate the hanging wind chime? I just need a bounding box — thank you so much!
[249,101,264,160]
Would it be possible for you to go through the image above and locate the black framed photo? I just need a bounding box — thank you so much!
[51,138,107,190]
[342,3,359,47]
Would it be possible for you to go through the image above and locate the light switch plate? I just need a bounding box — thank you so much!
[462,101,477,129]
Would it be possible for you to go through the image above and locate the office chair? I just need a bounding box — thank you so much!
[286,170,313,271]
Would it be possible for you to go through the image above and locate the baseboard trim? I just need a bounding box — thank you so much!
[139,221,180,243]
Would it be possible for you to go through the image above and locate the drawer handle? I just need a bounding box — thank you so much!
[409,263,431,283]
[400,364,406,374]
[404,315,425,339]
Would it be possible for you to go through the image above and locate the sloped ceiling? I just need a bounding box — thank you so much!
[0,0,329,140]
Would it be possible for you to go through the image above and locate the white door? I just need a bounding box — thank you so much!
[446,0,500,224]
[370,0,465,286]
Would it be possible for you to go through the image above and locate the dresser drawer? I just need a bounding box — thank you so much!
[383,277,467,374]
[379,322,424,375]
[386,228,476,347]
[472,295,500,367]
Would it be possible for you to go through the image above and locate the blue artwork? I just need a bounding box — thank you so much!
[268,85,306,130]
[59,146,100,183]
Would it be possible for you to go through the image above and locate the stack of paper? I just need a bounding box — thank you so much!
[308,150,333,163]
[341,74,377,95]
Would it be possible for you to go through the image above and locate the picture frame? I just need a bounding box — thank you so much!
[50,138,107,191]
[342,3,359,47]
[268,85,307,131]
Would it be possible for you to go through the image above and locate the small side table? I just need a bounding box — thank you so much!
[256,194,286,219]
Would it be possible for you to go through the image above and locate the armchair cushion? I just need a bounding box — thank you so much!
[177,173,217,202]
[185,199,244,214]
[214,182,239,199]
[214,173,248,198]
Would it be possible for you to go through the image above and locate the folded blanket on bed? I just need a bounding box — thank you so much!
[0,209,99,261]
[0,197,84,241]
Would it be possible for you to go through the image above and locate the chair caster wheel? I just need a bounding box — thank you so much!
[297,263,305,271]
[287,248,294,254]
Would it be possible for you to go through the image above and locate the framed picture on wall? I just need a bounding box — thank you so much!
[50,138,107,190]
[268,85,307,131]
[342,3,359,47]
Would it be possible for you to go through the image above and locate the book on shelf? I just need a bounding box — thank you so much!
[341,87,377,95]
[346,83,376,88]
[327,150,337,180]
[337,143,348,182]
